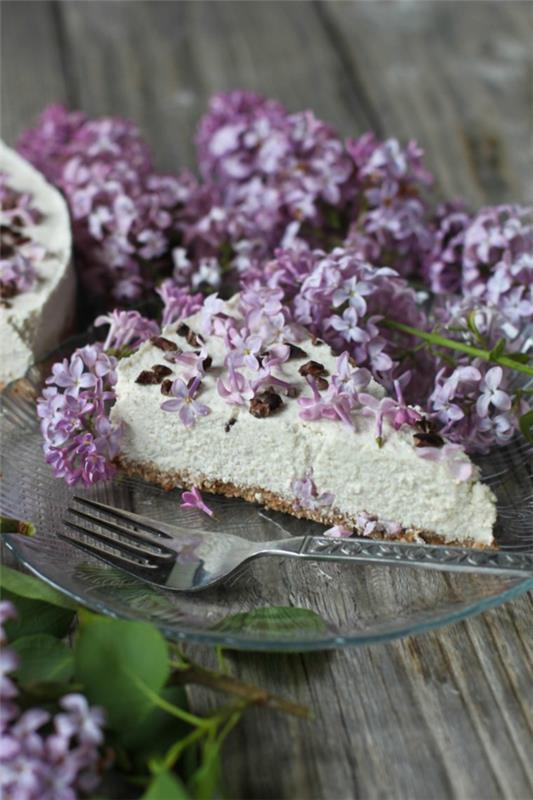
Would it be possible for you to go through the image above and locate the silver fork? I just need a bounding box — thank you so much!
[59,497,533,592]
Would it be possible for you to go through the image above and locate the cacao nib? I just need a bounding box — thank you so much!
[160,379,173,396]
[288,343,307,359]
[249,389,283,418]
[176,323,202,348]
[152,364,173,380]
[224,418,237,433]
[151,336,179,352]
[202,355,213,370]
[299,360,328,379]
[414,433,445,448]
[413,417,445,448]
[316,377,329,391]
[135,370,160,385]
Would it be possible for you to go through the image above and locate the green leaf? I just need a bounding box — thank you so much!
[142,769,190,800]
[74,617,170,733]
[11,634,74,685]
[212,606,328,638]
[519,408,533,441]
[0,516,36,536]
[121,686,190,758]
[0,564,77,609]
[466,310,483,344]
[489,338,506,360]
[506,352,531,365]
[190,739,221,800]
[2,590,75,641]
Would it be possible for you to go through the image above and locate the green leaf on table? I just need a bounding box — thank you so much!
[189,740,222,800]
[11,634,74,685]
[74,616,170,733]
[121,686,189,758]
[211,605,328,638]
[519,408,533,441]
[1,590,75,641]
[141,769,190,800]
[1,515,36,536]
[0,564,77,609]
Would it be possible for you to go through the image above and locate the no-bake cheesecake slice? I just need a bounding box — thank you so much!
[110,294,497,547]
[0,141,74,387]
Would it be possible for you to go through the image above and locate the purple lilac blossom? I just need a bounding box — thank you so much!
[422,203,533,311]
[196,90,356,259]
[94,309,159,351]
[344,133,433,277]
[17,105,196,303]
[0,173,47,299]
[246,246,435,401]
[428,360,521,453]
[0,600,106,800]
[160,377,211,427]
[156,279,204,327]
[37,343,122,486]
[180,486,214,517]
[290,473,335,512]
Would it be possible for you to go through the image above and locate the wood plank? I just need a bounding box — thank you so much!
[2,3,532,799]
[187,592,533,800]
[1,1,71,145]
[316,0,533,205]
[57,0,381,170]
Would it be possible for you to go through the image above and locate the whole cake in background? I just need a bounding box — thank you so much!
[0,141,74,387]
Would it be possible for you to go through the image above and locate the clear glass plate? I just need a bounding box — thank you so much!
[1,336,532,651]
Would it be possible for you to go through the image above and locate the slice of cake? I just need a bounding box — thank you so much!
[0,141,74,387]
[110,293,497,547]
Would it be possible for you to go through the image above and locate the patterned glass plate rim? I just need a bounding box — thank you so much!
[1,333,532,651]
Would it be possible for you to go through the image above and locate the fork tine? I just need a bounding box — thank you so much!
[72,496,172,538]
[63,517,174,562]
[68,505,173,551]
[59,529,161,573]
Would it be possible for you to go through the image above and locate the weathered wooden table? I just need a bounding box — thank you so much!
[3,2,532,797]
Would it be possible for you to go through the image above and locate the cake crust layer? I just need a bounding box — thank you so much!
[116,455,492,549]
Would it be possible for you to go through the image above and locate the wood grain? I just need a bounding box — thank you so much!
[1,2,71,144]
[2,1,532,798]
[316,0,533,205]
[56,0,384,171]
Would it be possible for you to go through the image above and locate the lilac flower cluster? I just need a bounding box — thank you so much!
[0,601,106,800]
[156,279,204,327]
[425,297,530,452]
[428,363,520,454]
[193,92,444,283]
[196,90,355,245]
[37,310,161,485]
[423,203,533,314]
[17,105,196,303]
[160,288,304,428]
[0,172,46,300]
[344,133,433,277]
[247,246,434,400]
[37,344,122,485]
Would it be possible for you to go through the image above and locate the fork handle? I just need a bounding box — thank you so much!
[262,537,533,577]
